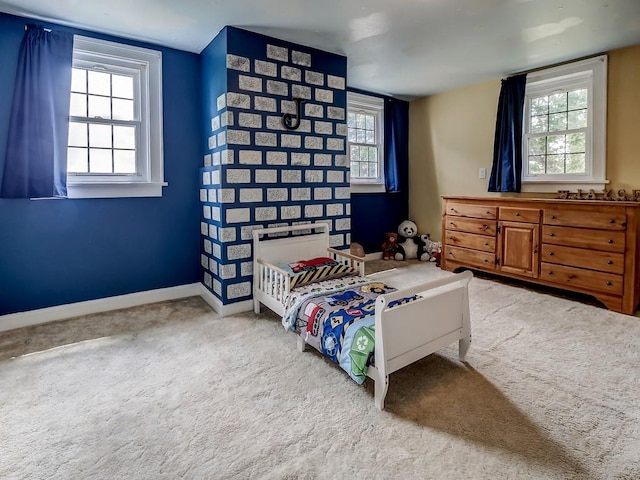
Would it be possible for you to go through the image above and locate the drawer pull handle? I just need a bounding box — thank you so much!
[485,242,489,246]
[549,233,555,237]
[548,271,554,275]
[609,219,615,224]
[516,212,520,216]
[450,208,456,212]
[606,281,613,286]
[486,211,491,215]
[450,222,454,226]
[608,239,614,244]
[551,215,556,219]
[484,259,488,263]
[549,252,554,256]
[607,260,613,265]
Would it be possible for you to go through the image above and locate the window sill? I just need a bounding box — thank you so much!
[520,179,609,193]
[66,182,168,199]
[350,183,385,194]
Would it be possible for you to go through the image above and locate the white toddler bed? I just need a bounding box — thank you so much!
[252,223,472,410]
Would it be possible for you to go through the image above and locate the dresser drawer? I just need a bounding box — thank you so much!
[540,263,623,295]
[499,207,541,223]
[445,230,495,253]
[445,216,497,236]
[543,209,627,230]
[542,225,625,253]
[541,244,624,275]
[446,203,497,220]
[445,246,495,270]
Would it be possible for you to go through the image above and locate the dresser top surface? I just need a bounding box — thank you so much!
[441,195,640,208]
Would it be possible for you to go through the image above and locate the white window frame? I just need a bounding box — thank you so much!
[67,36,166,199]
[521,55,608,193]
[347,92,385,194]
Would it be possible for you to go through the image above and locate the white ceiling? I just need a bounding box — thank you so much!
[1,0,639,99]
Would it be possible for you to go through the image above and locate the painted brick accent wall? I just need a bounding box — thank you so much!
[200,27,349,305]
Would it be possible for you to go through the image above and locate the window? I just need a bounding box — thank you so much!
[347,92,384,193]
[66,36,165,198]
[521,56,608,192]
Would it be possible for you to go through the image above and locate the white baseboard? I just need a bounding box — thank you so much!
[0,282,259,333]
[365,251,383,261]
[199,285,254,317]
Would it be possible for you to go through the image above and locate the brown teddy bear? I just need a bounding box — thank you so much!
[381,232,400,260]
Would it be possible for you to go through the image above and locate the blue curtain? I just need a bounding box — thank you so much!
[1,25,74,199]
[488,74,527,192]
[384,98,409,193]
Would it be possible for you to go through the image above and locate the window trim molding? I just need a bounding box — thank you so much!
[347,91,385,193]
[67,36,165,199]
[521,55,608,193]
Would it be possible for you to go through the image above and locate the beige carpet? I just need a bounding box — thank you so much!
[1,263,639,479]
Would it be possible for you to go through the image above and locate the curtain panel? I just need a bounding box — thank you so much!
[1,25,74,199]
[488,73,527,193]
[383,97,409,193]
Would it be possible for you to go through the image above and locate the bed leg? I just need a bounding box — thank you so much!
[297,336,306,352]
[459,335,471,363]
[374,375,389,411]
[253,298,260,314]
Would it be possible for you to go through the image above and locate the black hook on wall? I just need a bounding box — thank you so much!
[282,98,304,130]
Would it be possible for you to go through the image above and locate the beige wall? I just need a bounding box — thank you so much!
[409,44,640,240]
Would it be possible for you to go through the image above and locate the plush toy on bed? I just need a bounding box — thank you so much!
[381,232,400,260]
[395,220,430,261]
[420,234,442,262]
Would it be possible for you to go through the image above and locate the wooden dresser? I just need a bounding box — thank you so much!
[441,196,640,314]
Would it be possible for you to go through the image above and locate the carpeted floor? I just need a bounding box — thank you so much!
[1,263,639,479]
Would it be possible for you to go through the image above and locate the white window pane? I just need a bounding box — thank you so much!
[548,92,567,113]
[350,146,359,162]
[68,122,88,147]
[568,89,587,110]
[356,129,365,143]
[350,162,360,177]
[360,161,369,177]
[114,150,136,173]
[365,115,374,130]
[67,147,88,173]
[70,93,87,117]
[567,133,585,153]
[549,112,567,132]
[347,112,356,127]
[88,70,111,96]
[89,148,113,173]
[365,130,375,144]
[112,99,134,121]
[88,95,111,119]
[348,128,357,142]
[89,124,112,148]
[369,147,378,162]
[359,147,368,162]
[528,155,545,174]
[356,114,366,129]
[113,126,136,149]
[71,68,86,93]
[547,154,565,174]
[566,153,585,174]
[528,137,546,155]
[531,96,548,116]
[112,74,134,99]
[568,109,587,130]
[530,115,548,134]
[547,135,565,155]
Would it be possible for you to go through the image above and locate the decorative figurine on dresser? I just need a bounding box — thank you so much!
[441,195,640,315]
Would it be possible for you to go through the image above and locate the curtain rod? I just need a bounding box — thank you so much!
[510,52,606,78]
[24,24,52,32]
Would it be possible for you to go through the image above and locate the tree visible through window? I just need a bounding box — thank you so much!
[68,67,139,175]
[527,88,587,175]
[348,111,378,179]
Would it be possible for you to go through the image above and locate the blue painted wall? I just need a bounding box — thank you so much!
[0,13,202,315]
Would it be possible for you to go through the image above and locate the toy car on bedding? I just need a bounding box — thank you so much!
[325,290,364,307]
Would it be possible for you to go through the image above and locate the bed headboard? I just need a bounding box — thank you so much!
[252,223,330,265]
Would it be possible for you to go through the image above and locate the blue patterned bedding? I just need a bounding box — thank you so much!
[282,277,417,384]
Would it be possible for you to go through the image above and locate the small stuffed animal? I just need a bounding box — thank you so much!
[420,234,442,262]
[381,232,399,260]
[395,220,430,261]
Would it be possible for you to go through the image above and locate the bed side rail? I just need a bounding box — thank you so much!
[327,247,366,276]
[256,259,291,303]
